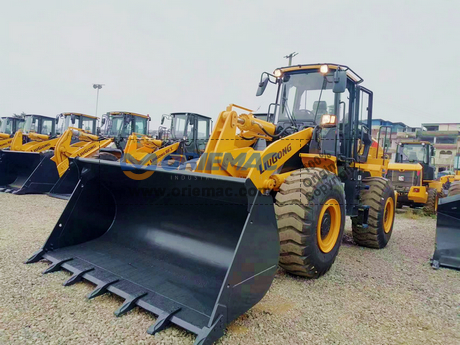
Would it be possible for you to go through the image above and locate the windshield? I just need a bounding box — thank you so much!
[277,71,335,124]
[0,118,11,134]
[171,114,188,139]
[58,116,71,135]
[23,116,36,133]
[400,145,427,163]
[108,115,125,137]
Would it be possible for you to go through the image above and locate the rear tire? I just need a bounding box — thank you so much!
[275,168,345,278]
[352,177,395,249]
[448,181,460,196]
[423,188,438,215]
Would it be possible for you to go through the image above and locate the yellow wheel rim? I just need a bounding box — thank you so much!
[383,197,394,234]
[317,199,341,253]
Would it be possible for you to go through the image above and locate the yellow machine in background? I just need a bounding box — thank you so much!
[0,113,97,194]
[387,141,440,214]
[8,114,58,152]
[0,116,25,149]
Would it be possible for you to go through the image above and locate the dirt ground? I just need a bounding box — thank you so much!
[0,194,459,345]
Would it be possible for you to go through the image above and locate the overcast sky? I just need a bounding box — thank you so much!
[1,0,459,128]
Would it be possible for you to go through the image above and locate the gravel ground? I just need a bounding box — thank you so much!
[0,194,459,345]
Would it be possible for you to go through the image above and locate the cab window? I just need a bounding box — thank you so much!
[41,119,53,135]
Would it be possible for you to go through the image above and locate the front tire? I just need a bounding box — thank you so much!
[352,177,395,249]
[423,188,438,215]
[275,168,346,278]
[448,181,460,196]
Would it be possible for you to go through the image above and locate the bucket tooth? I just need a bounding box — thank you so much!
[63,268,95,286]
[87,279,119,300]
[147,307,182,335]
[42,258,73,274]
[114,292,148,317]
[25,249,46,264]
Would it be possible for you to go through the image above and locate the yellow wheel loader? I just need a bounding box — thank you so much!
[438,155,460,193]
[48,112,212,199]
[0,116,25,149]
[0,113,97,194]
[28,64,395,345]
[387,141,441,214]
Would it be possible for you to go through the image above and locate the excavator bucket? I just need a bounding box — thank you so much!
[0,150,59,194]
[47,159,79,200]
[27,158,280,345]
[432,194,460,270]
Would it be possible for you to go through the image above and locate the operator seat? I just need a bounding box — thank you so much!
[313,101,328,116]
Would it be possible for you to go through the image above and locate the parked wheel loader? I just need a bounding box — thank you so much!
[387,141,441,214]
[27,63,395,345]
[0,113,96,194]
[0,116,25,149]
[48,112,212,199]
[438,155,460,193]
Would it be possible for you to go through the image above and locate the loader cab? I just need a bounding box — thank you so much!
[395,142,435,181]
[56,113,98,135]
[103,112,150,149]
[257,64,376,215]
[261,64,372,164]
[23,114,56,137]
[0,117,25,135]
[162,112,212,158]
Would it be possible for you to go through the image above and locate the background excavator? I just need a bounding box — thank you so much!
[0,113,96,194]
[387,141,440,214]
[432,155,460,270]
[0,116,25,149]
[28,63,395,345]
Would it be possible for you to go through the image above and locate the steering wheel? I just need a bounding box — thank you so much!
[294,109,315,120]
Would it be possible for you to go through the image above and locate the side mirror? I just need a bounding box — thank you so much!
[101,117,106,126]
[189,116,194,125]
[70,114,76,124]
[333,70,347,94]
[256,77,269,97]
[161,115,165,125]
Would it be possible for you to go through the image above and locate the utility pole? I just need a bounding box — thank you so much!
[284,52,298,66]
[93,84,104,118]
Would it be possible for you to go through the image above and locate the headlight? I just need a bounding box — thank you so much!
[320,114,337,128]
[320,65,329,74]
[273,69,283,78]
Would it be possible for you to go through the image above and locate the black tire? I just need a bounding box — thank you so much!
[352,177,395,249]
[423,188,438,215]
[275,168,346,278]
[448,181,460,197]
[97,152,119,161]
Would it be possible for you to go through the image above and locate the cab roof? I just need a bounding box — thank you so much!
[170,112,212,120]
[109,111,149,119]
[276,63,363,84]
[24,114,55,119]
[60,112,98,119]
[400,141,431,145]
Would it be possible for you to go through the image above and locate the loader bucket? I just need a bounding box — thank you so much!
[48,160,80,200]
[0,150,59,194]
[432,194,460,270]
[27,158,280,345]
